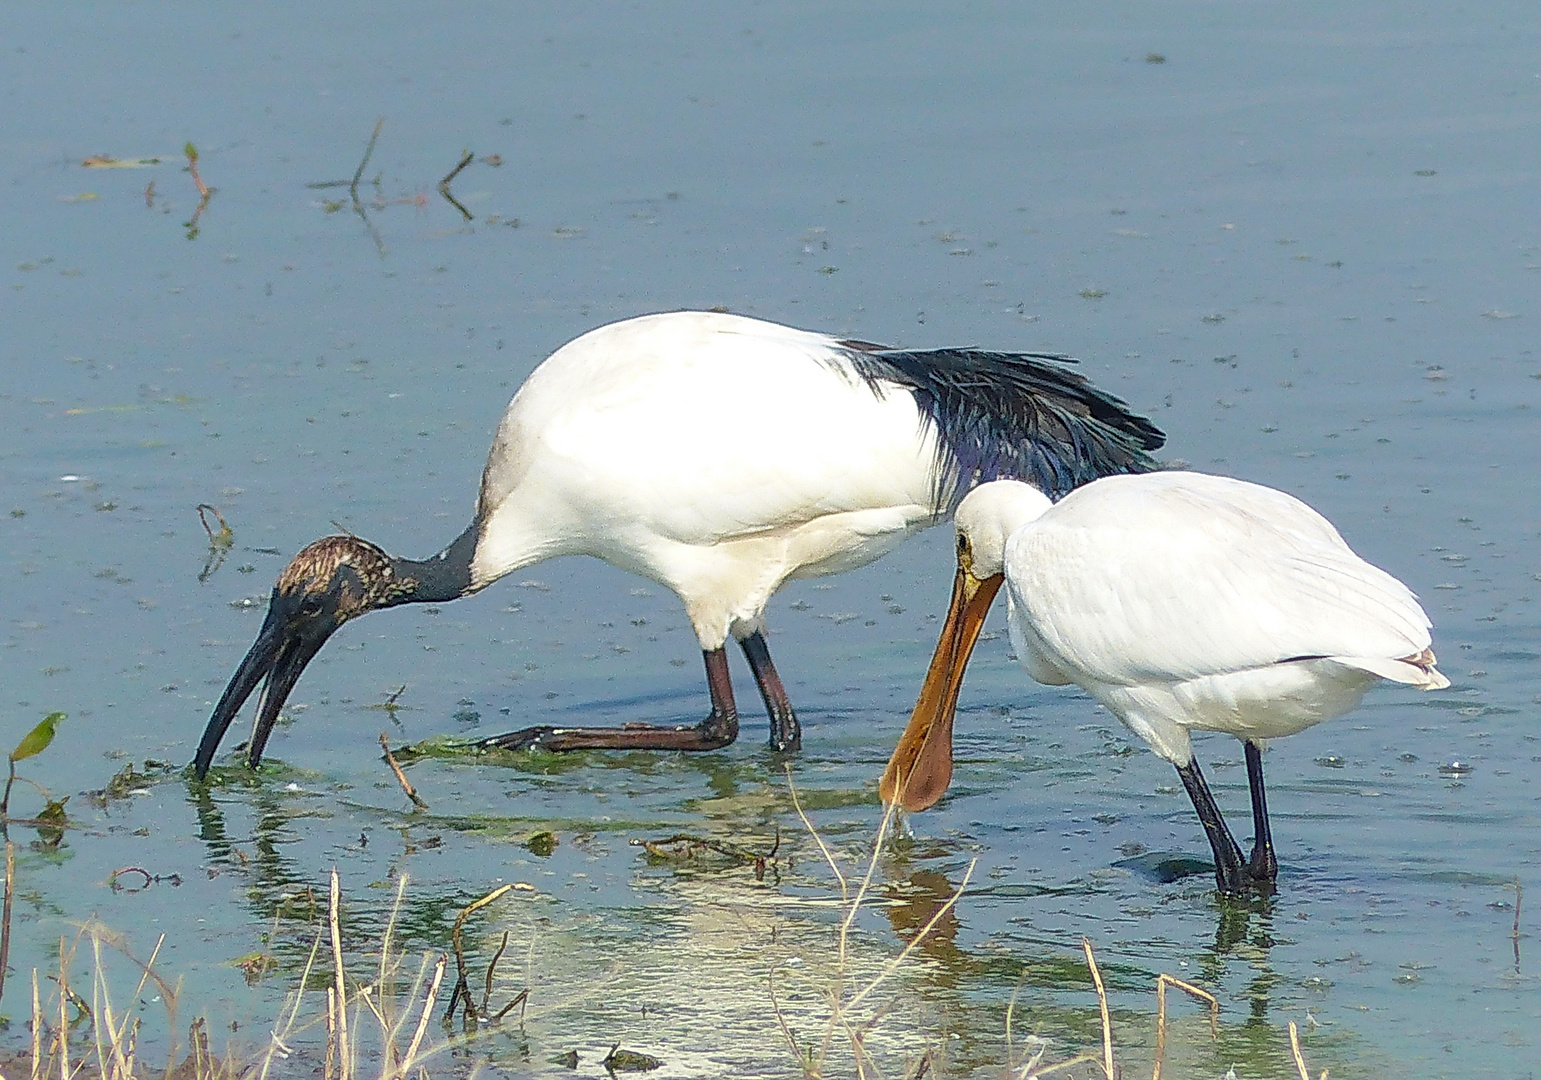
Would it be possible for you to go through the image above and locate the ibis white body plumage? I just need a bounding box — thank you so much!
[195,310,1162,775]
[471,313,946,649]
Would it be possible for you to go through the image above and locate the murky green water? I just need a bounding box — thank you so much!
[3,2,1539,1076]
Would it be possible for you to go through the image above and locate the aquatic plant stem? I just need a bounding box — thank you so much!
[0,839,13,1005]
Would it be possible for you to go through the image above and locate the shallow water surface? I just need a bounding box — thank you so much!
[3,2,1540,1077]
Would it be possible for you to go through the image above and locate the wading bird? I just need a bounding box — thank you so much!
[193,311,1162,778]
[880,472,1448,896]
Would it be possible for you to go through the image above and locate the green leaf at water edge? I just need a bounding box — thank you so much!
[10,712,65,764]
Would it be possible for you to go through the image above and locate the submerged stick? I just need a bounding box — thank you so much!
[445,883,517,1025]
[379,735,427,810]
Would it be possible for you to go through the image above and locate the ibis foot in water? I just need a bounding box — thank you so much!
[476,646,746,753]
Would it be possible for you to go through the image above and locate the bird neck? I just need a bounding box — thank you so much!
[386,522,478,605]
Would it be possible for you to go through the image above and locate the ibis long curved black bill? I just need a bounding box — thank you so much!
[192,598,335,779]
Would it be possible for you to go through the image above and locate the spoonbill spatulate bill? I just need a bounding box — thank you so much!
[879,473,1448,897]
[192,310,1163,779]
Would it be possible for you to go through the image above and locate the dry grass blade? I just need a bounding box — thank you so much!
[31,969,42,1080]
[1288,1019,1328,1080]
[401,953,447,1076]
[1080,937,1113,1078]
[1152,972,1218,1080]
[258,930,323,1080]
[782,767,977,1078]
[329,869,351,1080]
[784,765,849,900]
[843,857,974,1016]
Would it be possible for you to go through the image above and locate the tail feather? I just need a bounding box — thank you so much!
[1333,647,1449,690]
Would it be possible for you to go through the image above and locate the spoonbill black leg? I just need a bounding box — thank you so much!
[739,630,800,751]
[1174,756,1248,898]
[475,648,740,752]
[1243,741,1279,885]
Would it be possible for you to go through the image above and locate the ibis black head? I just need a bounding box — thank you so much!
[193,535,409,778]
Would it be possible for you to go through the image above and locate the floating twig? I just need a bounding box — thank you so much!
[350,118,385,197]
[1514,877,1524,972]
[196,504,233,582]
[184,142,209,197]
[196,504,233,547]
[183,142,212,240]
[108,867,151,891]
[379,734,428,810]
[307,120,389,257]
[437,150,475,221]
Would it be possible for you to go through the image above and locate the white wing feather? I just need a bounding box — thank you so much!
[1004,472,1434,688]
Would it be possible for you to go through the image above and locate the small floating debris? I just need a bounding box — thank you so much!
[601,1045,662,1073]
[82,155,165,168]
[1314,755,1345,768]
[1438,761,1474,777]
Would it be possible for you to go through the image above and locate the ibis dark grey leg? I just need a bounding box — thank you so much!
[477,647,740,752]
[739,630,801,751]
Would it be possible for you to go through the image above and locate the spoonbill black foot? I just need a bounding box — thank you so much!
[1175,757,1250,898]
[192,311,1163,778]
[1244,741,1279,886]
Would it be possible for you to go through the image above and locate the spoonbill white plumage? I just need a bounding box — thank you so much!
[192,310,1163,778]
[879,472,1448,896]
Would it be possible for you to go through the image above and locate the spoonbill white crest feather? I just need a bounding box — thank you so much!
[881,472,1448,897]
[193,311,1163,778]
